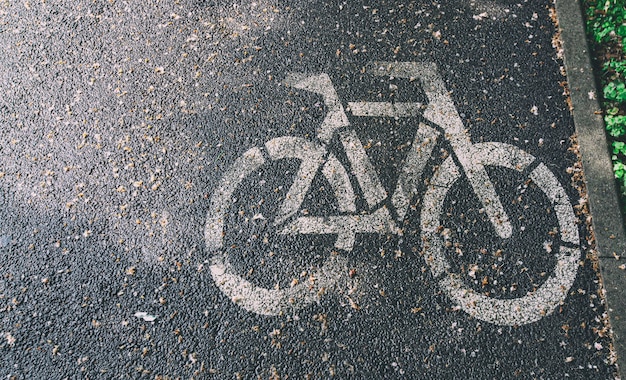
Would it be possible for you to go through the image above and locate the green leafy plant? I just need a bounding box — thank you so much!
[587,0,626,50]
[605,115,626,137]
[604,58,626,75]
[613,159,626,187]
[613,140,626,155]
[604,81,626,102]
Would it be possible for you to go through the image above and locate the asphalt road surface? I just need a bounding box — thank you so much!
[0,0,618,378]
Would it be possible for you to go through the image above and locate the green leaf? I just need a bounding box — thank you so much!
[605,115,626,137]
[614,161,626,179]
[607,107,621,116]
[604,82,626,102]
[614,141,626,154]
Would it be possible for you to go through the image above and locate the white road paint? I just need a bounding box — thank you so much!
[469,0,512,20]
[134,312,157,322]
[210,252,349,316]
[283,73,350,143]
[279,207,399,251]
[265,137,326,226]
[322,154,356,213]
[440,246,580,326]
[420,142,581,326]
[205,134,355,315]
[348,102,423,117]
[368,62,513,239]
[420,152,461,278]
[339,129,387,208]
[206,63,581,324]
[205,147,265,250]
[392,123,439,220]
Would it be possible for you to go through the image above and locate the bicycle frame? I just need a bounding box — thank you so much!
[279,62,512,252]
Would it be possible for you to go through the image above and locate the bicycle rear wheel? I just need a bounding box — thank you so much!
[205,136,354,316]
[420,142,580,326]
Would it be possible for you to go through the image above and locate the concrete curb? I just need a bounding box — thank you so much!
[555,0,626,377]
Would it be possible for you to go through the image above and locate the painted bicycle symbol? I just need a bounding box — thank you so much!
[205,62,580,326]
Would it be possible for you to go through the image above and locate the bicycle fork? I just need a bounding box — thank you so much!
[364,62,513,239]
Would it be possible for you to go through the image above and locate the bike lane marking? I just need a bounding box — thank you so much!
[207,64,582,327]
[205,138,352,316]
[280,207,398,251]
[530,163,580,245]
[210,252,350,316]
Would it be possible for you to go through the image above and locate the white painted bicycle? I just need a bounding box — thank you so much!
[205,62,580,326]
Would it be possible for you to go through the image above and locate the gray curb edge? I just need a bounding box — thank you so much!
[555,0,626,377]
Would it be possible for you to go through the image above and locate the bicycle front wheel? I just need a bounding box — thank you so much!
[420,142,581,326]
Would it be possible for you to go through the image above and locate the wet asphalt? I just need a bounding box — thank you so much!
[0,0,619,378]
